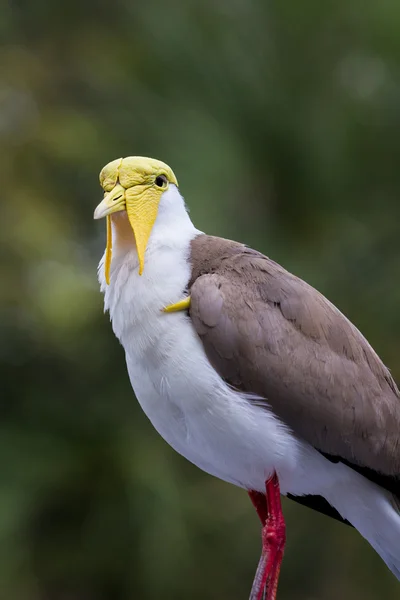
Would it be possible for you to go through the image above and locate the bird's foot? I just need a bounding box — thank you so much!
[248,473,286,600]
[163,296,191,313]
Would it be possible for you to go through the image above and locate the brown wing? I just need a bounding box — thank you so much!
[188,235,400,477]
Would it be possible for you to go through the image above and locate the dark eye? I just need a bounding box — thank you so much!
[155,174,168,187]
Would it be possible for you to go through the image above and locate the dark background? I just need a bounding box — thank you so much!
[1,1,400,598]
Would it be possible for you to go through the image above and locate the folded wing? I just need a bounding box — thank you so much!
[188,235,400,484]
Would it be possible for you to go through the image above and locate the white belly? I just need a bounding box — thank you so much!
[125,313,297,489]
[125,308,299,490]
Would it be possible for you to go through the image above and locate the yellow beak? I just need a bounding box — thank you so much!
[93,184,126,220]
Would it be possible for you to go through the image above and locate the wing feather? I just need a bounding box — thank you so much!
[188,236,400,476]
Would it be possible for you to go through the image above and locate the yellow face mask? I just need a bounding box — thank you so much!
[94,156,178,284]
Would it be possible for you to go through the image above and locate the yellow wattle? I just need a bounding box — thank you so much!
[125,186,160,276]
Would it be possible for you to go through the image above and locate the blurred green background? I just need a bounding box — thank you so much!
[1,0,400,598]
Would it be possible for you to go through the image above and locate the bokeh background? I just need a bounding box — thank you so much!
[2,1,400,598]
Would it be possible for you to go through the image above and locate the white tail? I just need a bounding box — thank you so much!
[325,463,400,580]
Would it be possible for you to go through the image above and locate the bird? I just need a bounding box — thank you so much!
[94,156,400,600]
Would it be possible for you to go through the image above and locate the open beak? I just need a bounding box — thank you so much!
[94,184,126,285]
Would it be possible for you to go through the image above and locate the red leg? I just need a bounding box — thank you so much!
[248,491,270,599]
[262,474,286,600]
[248,489,269,525]
[248,473,286,600]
